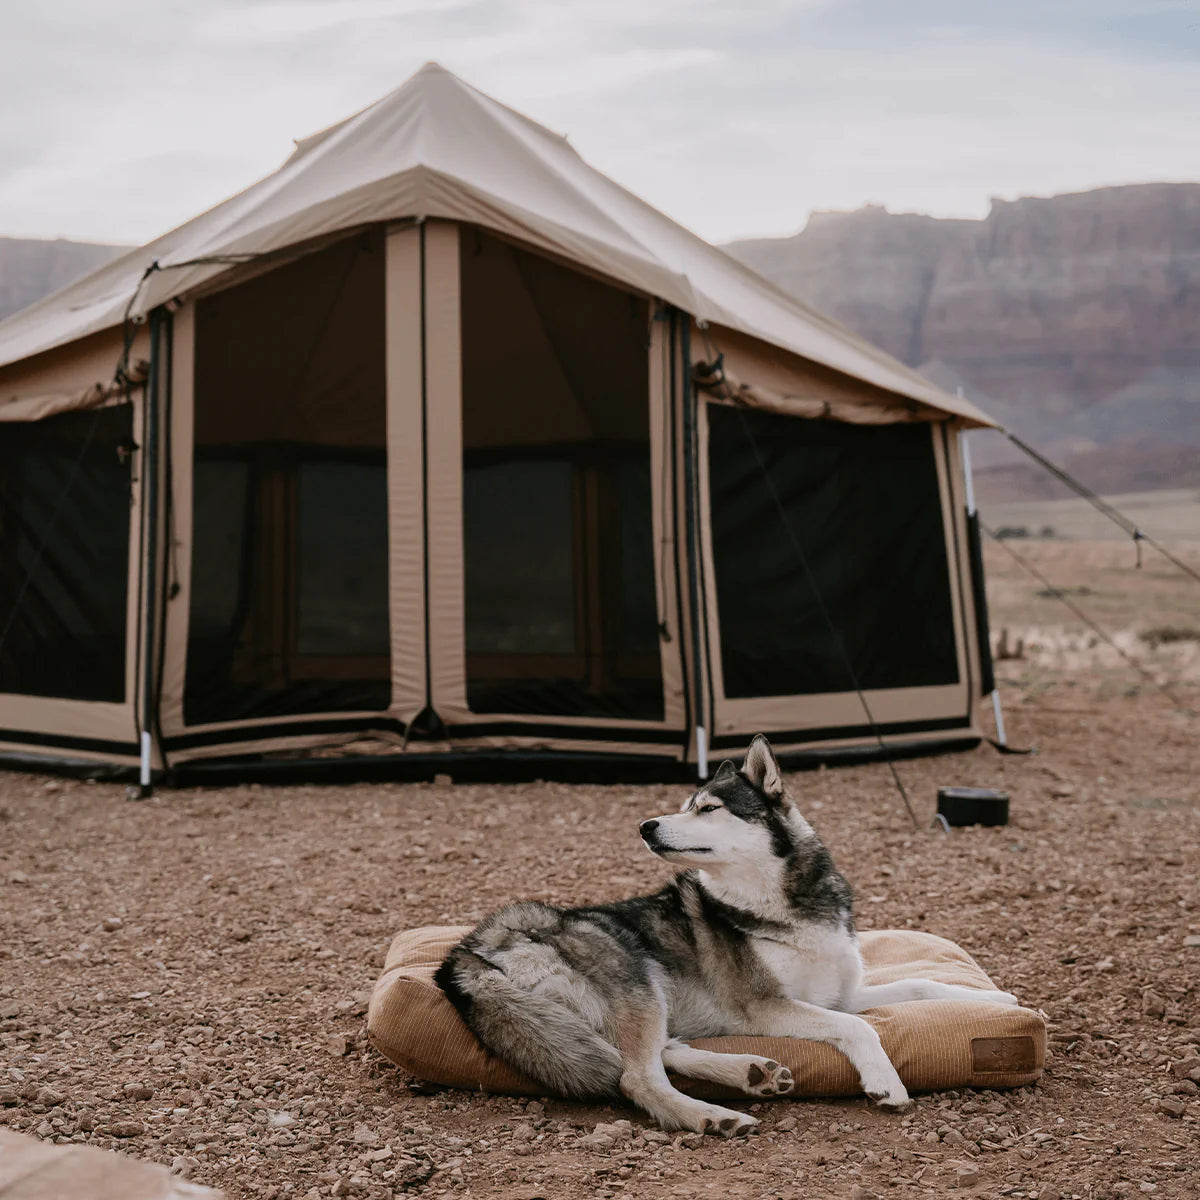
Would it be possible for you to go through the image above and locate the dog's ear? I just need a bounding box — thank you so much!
[742,734,784,801]
[712,759,737,783]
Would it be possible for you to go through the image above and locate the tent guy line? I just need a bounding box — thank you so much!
[980,522,1196,721]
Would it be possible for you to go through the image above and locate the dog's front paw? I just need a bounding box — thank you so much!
[695,1104,759,1138]
[745,1058,794,1097]
[861,1061,911,1112]
[866,1086,913,1113]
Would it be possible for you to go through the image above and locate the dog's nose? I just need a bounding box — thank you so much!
[640,819,659,838]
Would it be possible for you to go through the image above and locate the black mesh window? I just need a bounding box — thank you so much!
[459,230,663,721]
[707,407,959,699]
[0,406,132,702]
[184,233,390,725]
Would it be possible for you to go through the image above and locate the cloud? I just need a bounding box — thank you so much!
[0,0,1195,245]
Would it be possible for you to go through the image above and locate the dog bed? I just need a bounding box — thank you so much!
[367,926,1045,1100]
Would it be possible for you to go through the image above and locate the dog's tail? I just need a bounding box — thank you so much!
[435,948,623,1099]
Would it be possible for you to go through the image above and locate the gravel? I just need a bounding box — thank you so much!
[1,676,1197,1198]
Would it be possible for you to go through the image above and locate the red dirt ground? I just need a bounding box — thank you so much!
[2,541,1198,1199]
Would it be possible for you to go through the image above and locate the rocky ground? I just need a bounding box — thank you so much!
[2,542,1198,1199]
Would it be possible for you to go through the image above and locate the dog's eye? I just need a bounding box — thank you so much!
[698,804,720,815]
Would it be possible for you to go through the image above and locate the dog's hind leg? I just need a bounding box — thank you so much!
[661,1040,794,1098]
[850,980,1018,1011]
[614,993,759,1136]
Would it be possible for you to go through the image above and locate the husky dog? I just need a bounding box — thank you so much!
[436,735,1017,1136]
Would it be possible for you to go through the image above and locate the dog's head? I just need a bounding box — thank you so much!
[639,734,809,869]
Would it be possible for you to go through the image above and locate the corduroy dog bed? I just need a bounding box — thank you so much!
[367,926,1045,1100]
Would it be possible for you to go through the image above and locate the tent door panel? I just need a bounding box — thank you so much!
[424,223,684,740]
[181,232,392,728]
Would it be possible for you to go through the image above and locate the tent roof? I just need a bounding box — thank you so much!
[0,63,994,427]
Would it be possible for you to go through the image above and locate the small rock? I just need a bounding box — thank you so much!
[433,773,453,786]
[1050,784,1074,799]
[956,1163,981,1186]
[579,1131,616,1152]
[642,1129,671,1144]
[105,1121,145,1138]
[593,1120,633,1142]
[1169,1054,1200,1080]
[326,1034,352,1057]
[1154,1096,1186,1118]
[679,1132,704,1148]
[393,1159,434,1187]
[775,1114,798,1132]
[850,1187,879,1200]
[1142,990,1167,1019]
[123,1083,155,1101]
[102,917,123,932]
[8,871,29,885]
[268,1111,295,1127]
[0,1090,18,1106]
[35,1088,66,1107]
[1183,934,1200,948]
[1039,1188,1061,1200]
[352,1124,380,1145]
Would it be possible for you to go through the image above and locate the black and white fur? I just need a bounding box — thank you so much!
[436,735,1017,1136]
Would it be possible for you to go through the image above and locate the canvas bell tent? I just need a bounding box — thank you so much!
[0,64,998,782]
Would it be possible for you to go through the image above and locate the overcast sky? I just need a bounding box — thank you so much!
[1,0,1197,247]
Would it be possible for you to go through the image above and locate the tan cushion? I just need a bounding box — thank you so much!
[367,926,1045,1100]
[0,1128,224,1199]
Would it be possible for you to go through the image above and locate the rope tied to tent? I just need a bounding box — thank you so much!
[1004,432,1200,586]
[980,522,1196,719]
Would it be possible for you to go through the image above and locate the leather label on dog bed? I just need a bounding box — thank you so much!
[972,1036,1037,1073]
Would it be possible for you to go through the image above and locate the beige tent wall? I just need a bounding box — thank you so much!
[0,388,145,766]
[0,216,988,774]
[0,326,150,424]
[695,323,944,425]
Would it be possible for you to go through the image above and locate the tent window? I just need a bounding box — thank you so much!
[459,230,663,721]
[185,233,390,725]
[707,408,959,699]
[0,406,132,702]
